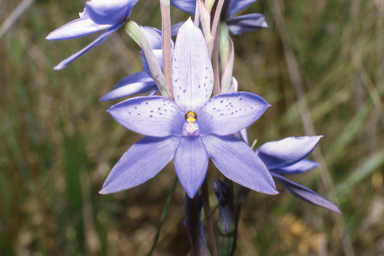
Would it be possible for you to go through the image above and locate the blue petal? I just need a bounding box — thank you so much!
[170,0,196,14]
[107,96,184,137]
[86,0,137,25]
[99,136,181,194]
[271,159,320,175]
[172,19,213,113]
[99,81,156,101]
[149,87,159,96]
[114,71,153,88]
[141,49,164,78]
[233,128,249,145]
[53,23,123,70]
[141,26,163,49]
[46,18,112,40]
[272,173,341,213]
[174,137,209,198]
[226,0,259,18]
[171,21,185,37]
[201,135,278,195]
[198,92,269,136]
[100,71,156,101]
[257,136,323,170]
[227,13,268,35]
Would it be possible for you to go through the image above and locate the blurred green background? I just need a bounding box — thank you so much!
[1,0,383,255]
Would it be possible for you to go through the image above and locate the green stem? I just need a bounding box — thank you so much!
[146,177,178,256]
[202,177,218,256]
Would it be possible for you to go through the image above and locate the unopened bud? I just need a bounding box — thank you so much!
[214,180,235,256]
[124,20,143,47]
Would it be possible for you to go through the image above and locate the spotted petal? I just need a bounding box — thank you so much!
[141,26,163,49]
[198,92,269,136]
[46,18,111,40]
[99,136,181,194]
[174,137,209,198]
[271,159,320,175]
[272,173,341,213]
[172,19,213,113]
[107,96,184,137]
[257,136,323,170]
[86,0,137,25]
[202,135,278,195]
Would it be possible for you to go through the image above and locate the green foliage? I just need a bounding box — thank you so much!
[0,0,383,255]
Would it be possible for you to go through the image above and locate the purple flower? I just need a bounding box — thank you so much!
[170,0,267,35]
[46,0,139,70]
[99,26,167,101]
[99,19,277,198]
[256,136,341,213]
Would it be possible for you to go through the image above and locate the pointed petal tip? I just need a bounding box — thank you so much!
[261,183,279,195]
[185,187,199,199]
[53,63,65,70]
[333,207,342,214]
[261,21,269,28]
[98,186,109,195]
[99,94,110,101]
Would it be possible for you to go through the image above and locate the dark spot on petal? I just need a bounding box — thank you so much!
[150,115,153,117]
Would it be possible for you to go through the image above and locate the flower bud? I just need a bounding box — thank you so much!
[214,180,235,256]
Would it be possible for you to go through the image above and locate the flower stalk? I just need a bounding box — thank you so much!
[160,0,174,100]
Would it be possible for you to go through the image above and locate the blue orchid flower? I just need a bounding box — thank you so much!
[170,0,267,35]
[256,136,341,213]
[99,26,169,101]
[99,19,277,198]
[46,0,139,70]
